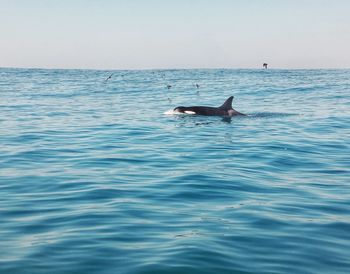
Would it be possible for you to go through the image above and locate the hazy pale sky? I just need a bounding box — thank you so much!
[1,0,349,69]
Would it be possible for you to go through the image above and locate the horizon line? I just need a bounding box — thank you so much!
[1,65,350,71]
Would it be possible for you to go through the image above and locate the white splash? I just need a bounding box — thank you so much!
[164,109,178,115]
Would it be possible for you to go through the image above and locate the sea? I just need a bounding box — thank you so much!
[0,68,349,274]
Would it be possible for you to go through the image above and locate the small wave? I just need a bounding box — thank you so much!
[248,112,298,118]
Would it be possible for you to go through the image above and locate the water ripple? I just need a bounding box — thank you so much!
[0,68,350,274]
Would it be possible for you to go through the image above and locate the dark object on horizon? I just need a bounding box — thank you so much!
[195,84,200,88]
[263,63,268,69]
[173,96,245,117]
[105,73,113,81]
[167,84,172,89]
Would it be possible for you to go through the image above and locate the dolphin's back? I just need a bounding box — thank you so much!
[173,96,244,116]
[185,106,227,116]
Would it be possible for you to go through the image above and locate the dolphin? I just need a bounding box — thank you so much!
[173,96,245,116]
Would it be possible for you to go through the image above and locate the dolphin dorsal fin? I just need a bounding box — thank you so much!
[218,96,234,110]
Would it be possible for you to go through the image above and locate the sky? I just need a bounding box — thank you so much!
[1,0,349,69]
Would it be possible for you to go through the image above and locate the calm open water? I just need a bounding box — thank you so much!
[0,68,349,274]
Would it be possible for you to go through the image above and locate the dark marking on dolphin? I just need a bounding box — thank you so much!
[174,96,245,117]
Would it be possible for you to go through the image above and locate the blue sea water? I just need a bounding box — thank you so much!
[0,67,349,274]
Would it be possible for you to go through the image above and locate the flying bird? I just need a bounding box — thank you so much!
[105,73,113,81]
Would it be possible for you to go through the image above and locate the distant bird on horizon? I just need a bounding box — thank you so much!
[263,63,268,69]
[167,84,172,89]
